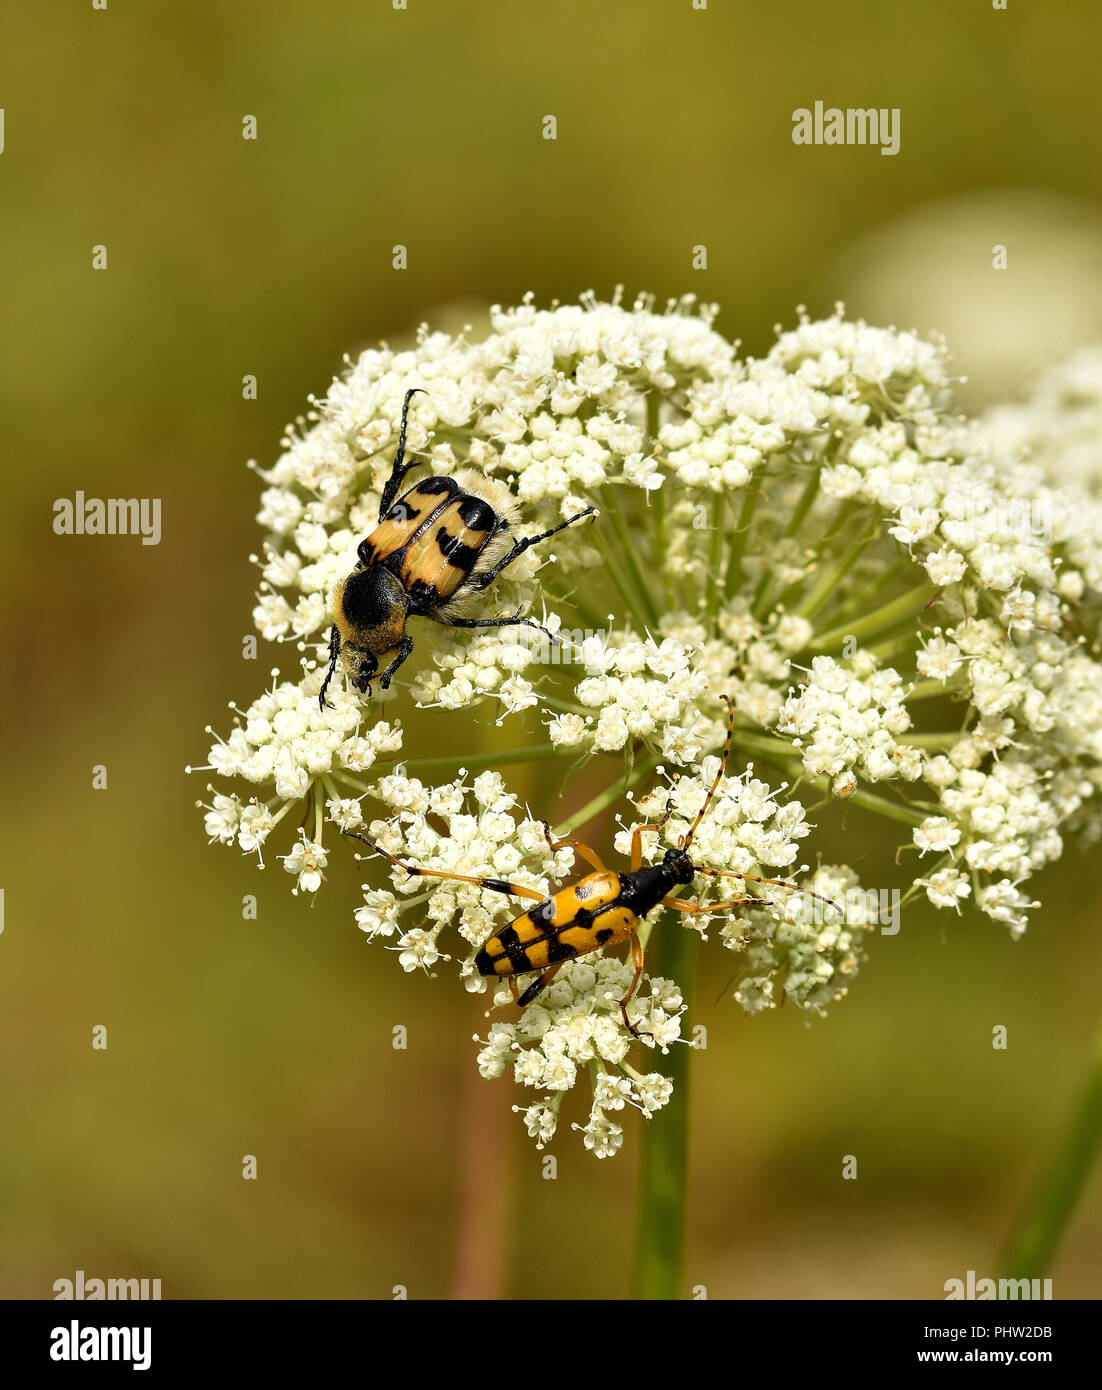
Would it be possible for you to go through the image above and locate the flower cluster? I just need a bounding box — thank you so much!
[477,958,685,1159]
[980,345,1102,494]
[193,292,1102,1153]
[777,654,920,791]
[619,771,872,1014]
[352,768,565,975]
[190,673,402,890]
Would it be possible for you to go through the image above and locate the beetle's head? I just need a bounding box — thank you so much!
[662,845,696,886]
[350,651,379,692]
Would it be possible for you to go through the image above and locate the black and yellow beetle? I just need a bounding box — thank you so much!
[345,696,841,1037]
[319,388,596,709]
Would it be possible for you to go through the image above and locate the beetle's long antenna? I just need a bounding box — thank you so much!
[341,830,544,902]
[694,866,842,918]
[393,387,425,470]
[653,778,679,831]
[680,693,735,852]
[318,624,341,712]
[342,830,420,876]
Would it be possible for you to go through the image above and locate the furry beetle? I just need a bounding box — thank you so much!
[320,389,596,708]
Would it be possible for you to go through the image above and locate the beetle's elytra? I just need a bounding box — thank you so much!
[346,696,841,1038]
[320,389,596,708]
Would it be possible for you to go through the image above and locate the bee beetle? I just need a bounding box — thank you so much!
[319,388,596,709]
[346,696,841,1037]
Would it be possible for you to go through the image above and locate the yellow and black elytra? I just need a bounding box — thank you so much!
[319,388,596,708]
[345,695,841,1038]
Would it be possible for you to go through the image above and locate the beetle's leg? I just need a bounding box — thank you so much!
[437,610,564,655]
[437,609,547,634]
[466,506,598,591]
[630,807,678,871]
[516,962,564,1008]
[629,784,678,869]
[377,635,415,690]
[343,832,545,902]
[694,866,842,918]
[318,625,342,712]
[662,895,773,915]
[377,388,426,520]
[630,826,665,872]
[541,820,606,875]
[618,934,651,1040]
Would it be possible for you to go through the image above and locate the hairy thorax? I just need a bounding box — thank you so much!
[335,566,410,658]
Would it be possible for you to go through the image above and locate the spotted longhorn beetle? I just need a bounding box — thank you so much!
[320,389,596,709]
[345,696,841,1037]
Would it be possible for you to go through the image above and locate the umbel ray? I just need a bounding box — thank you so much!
[320,388,596,708]
[346,696,842,1038]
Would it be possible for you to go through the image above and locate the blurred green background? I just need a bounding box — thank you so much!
[2,1,1100,1300]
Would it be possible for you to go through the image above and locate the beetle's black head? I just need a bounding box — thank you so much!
[662,846,696,886]
[350,651,379,692]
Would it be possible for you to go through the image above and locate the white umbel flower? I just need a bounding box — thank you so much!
[193,293,1102,1154]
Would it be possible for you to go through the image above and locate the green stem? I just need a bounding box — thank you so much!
[784,468,822,539]
[539,692,590,717]
[793,523,878,621]
[646,388,662,449]
[589,517,652,635]
[600,485,661,628]
[905,678,966,703]
[726,727,932,827]
[724,484,762,598]
[555,753,661,836]
[400,744,568,774]
[900,732,960,750]
[732,730,803,763]
[771,504,863,617]
[865,632,923,665]
[817,497,862,547]
[844,785,928,826]
[827,554,913,628]
[810,582,935,653]
[331,771,374,796]
[999,1018,1102,1281]
[646,391,669,589]
[542,580,607,632]
[632,915,698,1300]
[752,472,823,620]
[708,496,725,630]
[651,483,668,580]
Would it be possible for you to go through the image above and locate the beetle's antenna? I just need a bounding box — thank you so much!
[393,387,426,471]
[341,829,543,902]
[694,866,843,918]
[650,774,680,831]
[318,624,341,712]
[680,693,735,851]
[342,829,415,875]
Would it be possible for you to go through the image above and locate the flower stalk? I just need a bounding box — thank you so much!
[632,914,698,1300]
[999,1017,1102,1281]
